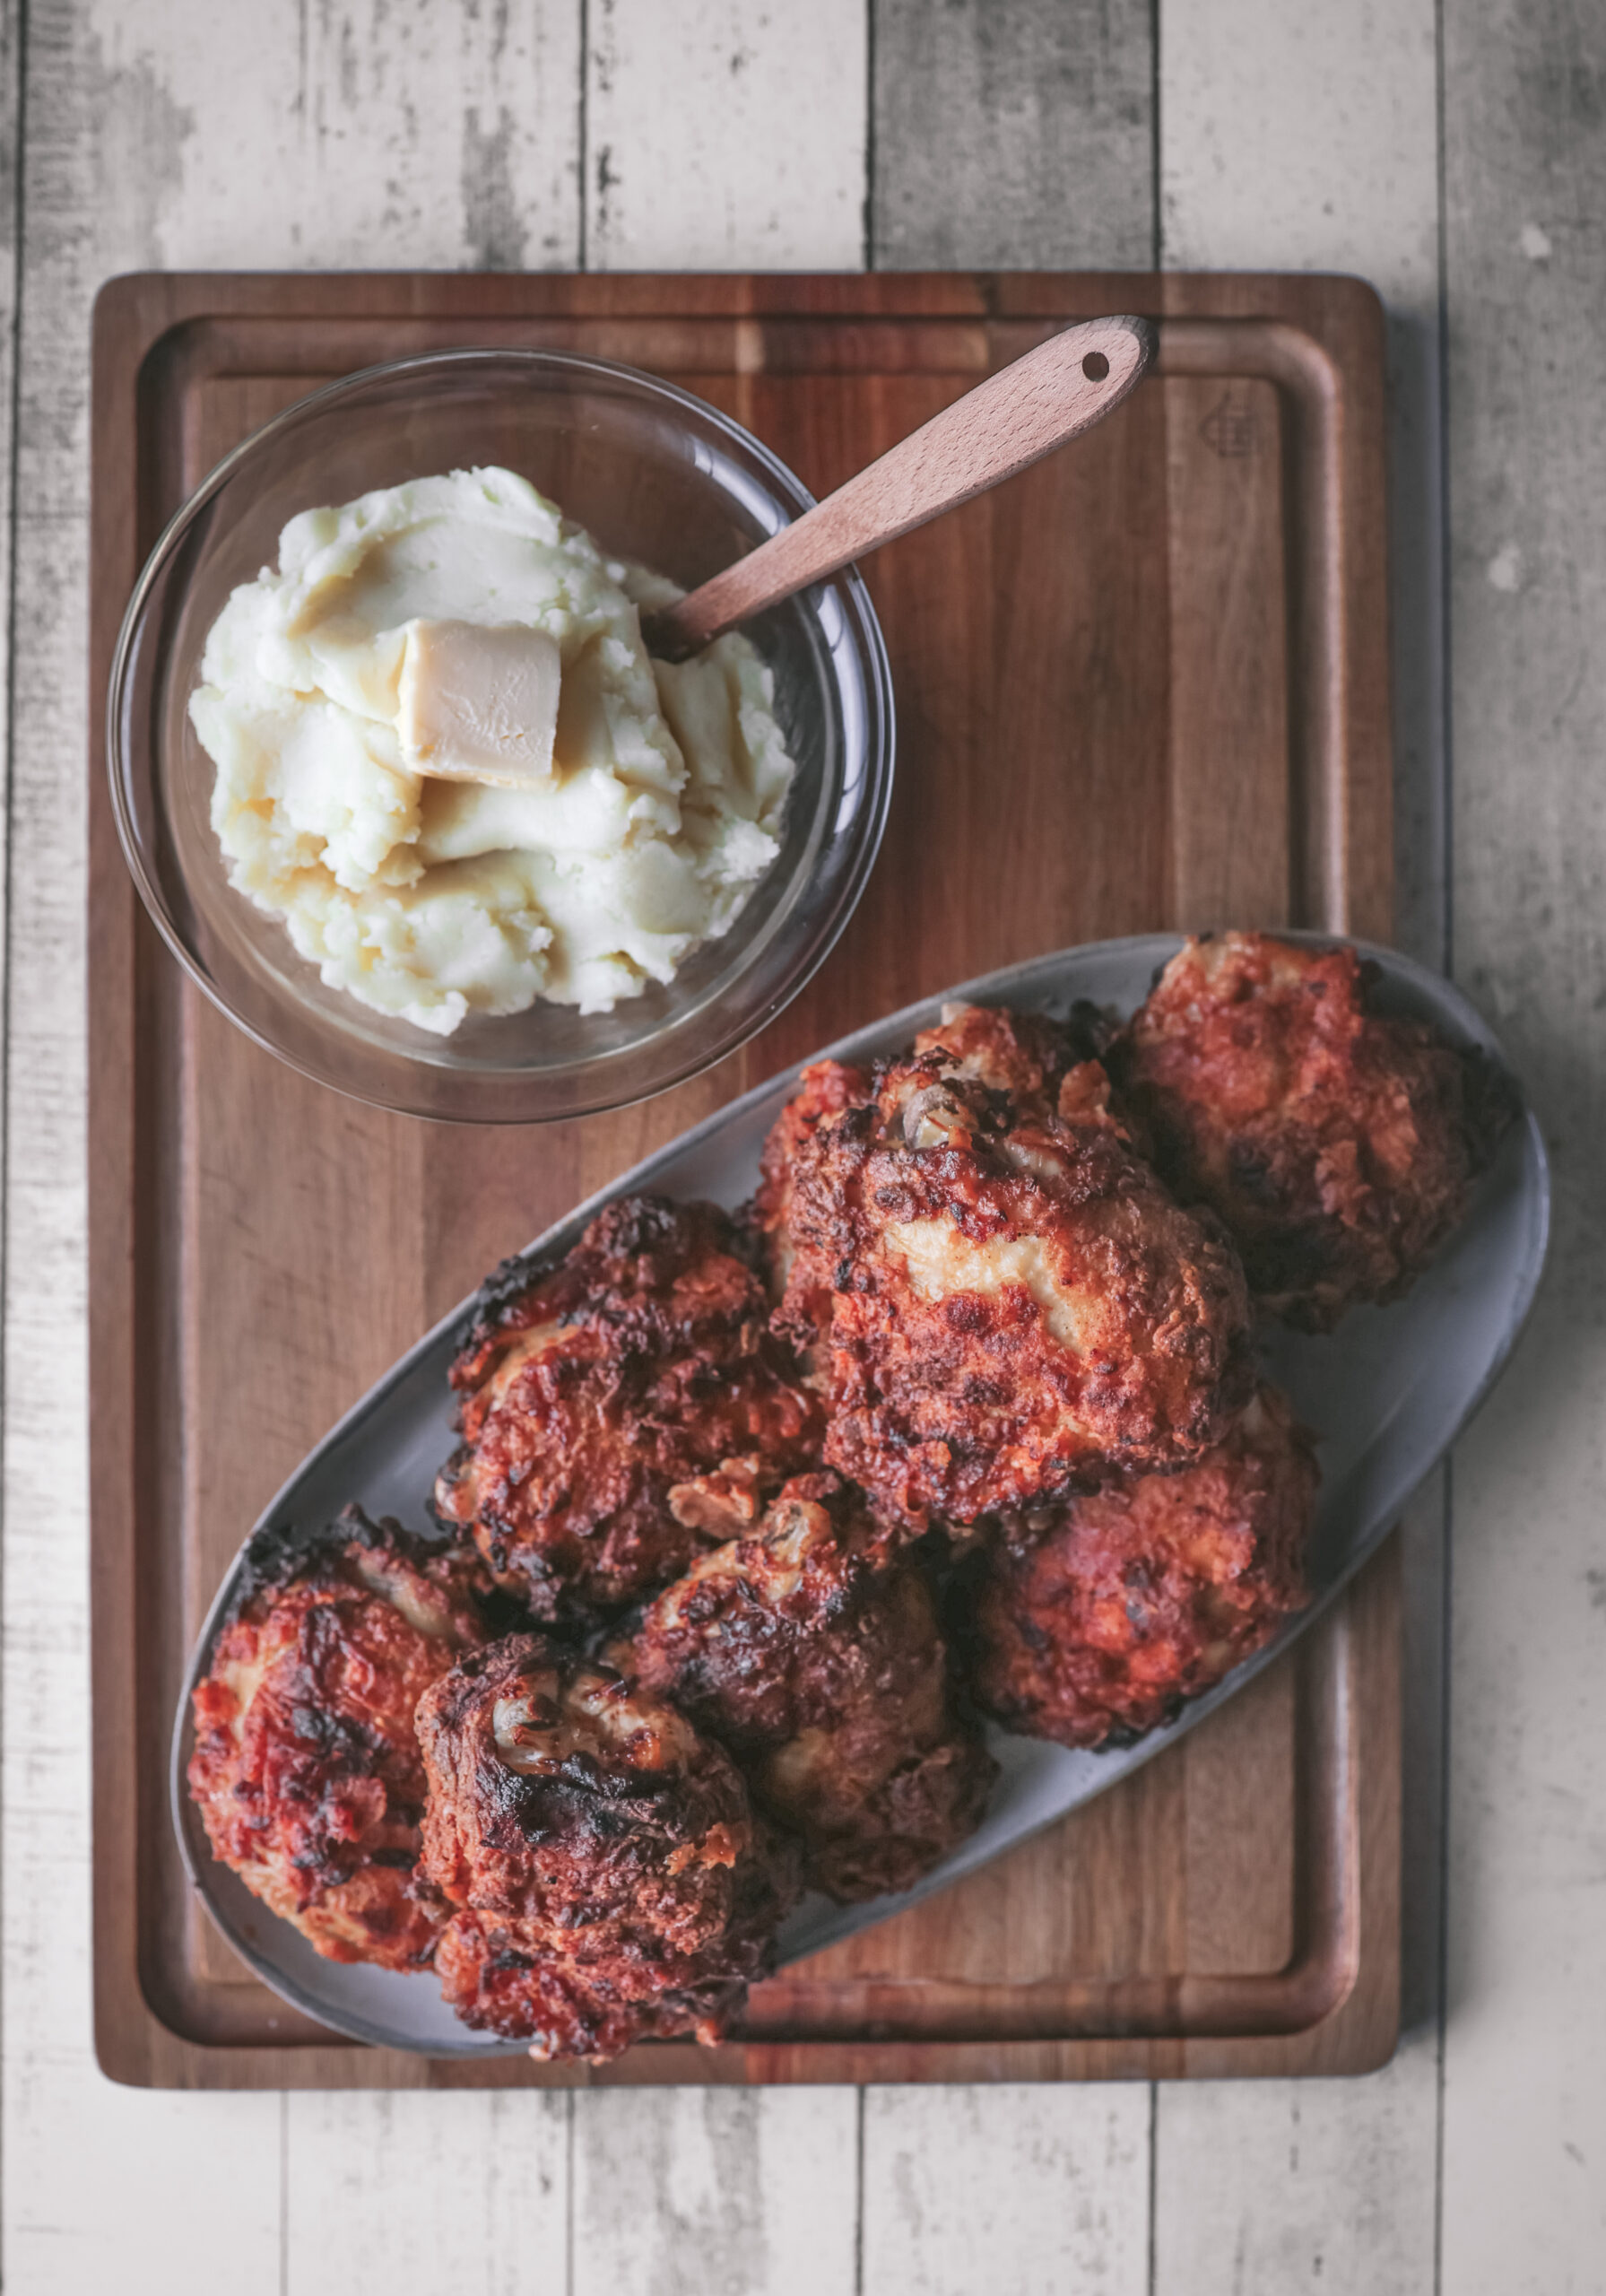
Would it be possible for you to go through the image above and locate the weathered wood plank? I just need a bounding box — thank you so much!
[242,0,593,2274]
[4,2,583,2289]
[1160,0,1445,967]
[0,0,15,1043]
[585,0,867,270]
[860,13,1159,2287]
[68,0,583,271]
[569,11,870,2275]
[1153,3,1444,2285]
[285,2092,569,2293]
[2,0,286,2281]
[1440,2,1606,2284]
[862,2086,1151,2296]
[1154,2065,1437,2295]
[871,0,1154,270]
[571,2090,859,2296]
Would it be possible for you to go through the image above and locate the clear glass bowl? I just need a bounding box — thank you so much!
[108,350,895,1123]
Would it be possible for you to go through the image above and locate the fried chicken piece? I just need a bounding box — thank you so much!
[432,1911,760,2060]
[187,1508,493,1969]
[755,1057,874,1322]
[763,1004,1254,1528]
[1110,931,1514,1330]
[959,1385,1316,1749]
[910,1000,1105,1102]
[433,1196,826,1619]
[416,1633,794,2059]
[753,1012,1122,1336]
[621,1471,997,1900]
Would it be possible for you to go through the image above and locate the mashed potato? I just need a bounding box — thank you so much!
[189,467,796,1035]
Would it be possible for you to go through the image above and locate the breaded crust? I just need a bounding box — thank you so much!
[1111,932,1514,1329]
[763,1007,1253,1526]
[415,1633,794,2058]
[433,1910,757,2057]
[434,1196,825,1616]
[623,1471,997,1900]
[186,1507,492,1969]
[960,1385,1316,1748]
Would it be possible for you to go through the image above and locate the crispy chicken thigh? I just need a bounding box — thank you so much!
[960,1385,1316,1749]
[1110,932,1512,1330]
[760,1005,1253,1527]
[622,1472,997,1900]
[416,1633,794,2059]
[434,1196,825,1618]
[187,1509,492,1969]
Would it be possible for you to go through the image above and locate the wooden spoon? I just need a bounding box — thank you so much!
[643,312,1154,662]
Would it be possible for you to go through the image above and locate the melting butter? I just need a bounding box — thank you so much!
[396,619,562,788]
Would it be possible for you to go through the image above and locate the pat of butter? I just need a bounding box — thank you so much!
[396,618,562,788]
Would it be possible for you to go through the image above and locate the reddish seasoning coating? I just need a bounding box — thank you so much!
[187,1509,492,1969]
[760,1004,1252,1528]
[961,1385,1316,1749]
[434,1196,826,1618]
[416,1632,794,2060]
[1110,931,1513,1330]
[623,1471,996,1901]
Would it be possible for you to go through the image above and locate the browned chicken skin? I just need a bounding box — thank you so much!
[416,1633,794,2060]
[756,1057,874,1329]
[1110,932,1512,1331]
[622,1471,997,1900]
[760,1005,1254,1528]
[960,1384,1316,1749]
[186,1509,492,1969]
[434,1196,826,1619]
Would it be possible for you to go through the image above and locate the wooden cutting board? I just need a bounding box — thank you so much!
[88,270,1400,2089]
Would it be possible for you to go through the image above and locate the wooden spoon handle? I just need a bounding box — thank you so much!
[647,313,1154,660]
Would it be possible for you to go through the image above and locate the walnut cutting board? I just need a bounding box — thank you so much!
[89,271,1400,2089]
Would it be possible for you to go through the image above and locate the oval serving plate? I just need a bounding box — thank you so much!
[172,932,1550,2056]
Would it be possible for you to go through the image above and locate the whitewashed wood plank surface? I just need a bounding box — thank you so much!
[572,2089,859,2296]
[1154,2074,1439,2296]
[1160,0,1445,970]
[286,2091,570,2294]
[871,0,1154,270]
[586,0,867,271]
[3,3,281,2286]
[1440,3,1606,2287]
[860,11,1161,2285]
[225,0,588,2269]
[0,0,15,1022]
[863,2086,1151,2296]
[1154,6,1446,2287]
